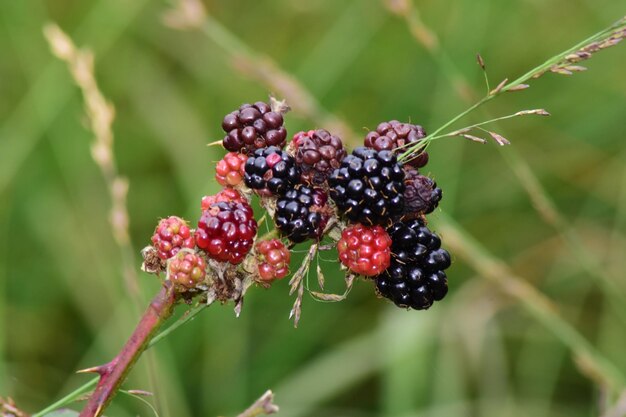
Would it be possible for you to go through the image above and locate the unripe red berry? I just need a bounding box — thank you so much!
[337,224,392,276]
[215,152,248,186]
[196,201,257,264]
[151,216,195,260]
[201,187,246,211]
[168,251,207,290]
[255,239,290,282]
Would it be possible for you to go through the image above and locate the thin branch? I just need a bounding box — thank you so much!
[78,282,178,417]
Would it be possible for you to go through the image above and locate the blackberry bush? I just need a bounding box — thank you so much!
[328,147,405,226]
[222,102,287,154]
[244,146,300,196]
[375,219,451,310]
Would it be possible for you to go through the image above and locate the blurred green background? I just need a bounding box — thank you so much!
[1,0,626,416]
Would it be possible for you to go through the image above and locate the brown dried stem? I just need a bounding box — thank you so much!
[78,282,178,417]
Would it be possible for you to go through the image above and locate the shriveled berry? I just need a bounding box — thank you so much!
[151,216,195,260]
[337,224,392,276]
[215,152,248,186]
[364,120,429,168]
[195,201,257,264]
[201,188,246,210]
[244,146,300,196]
[168,251,207,290]
[403,168,442,217]
[222,102,287,154]
[293,129,347,185]
[274,186,329,243]
[255,239,291,282]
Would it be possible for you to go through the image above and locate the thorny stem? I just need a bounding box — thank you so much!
[32,303,209,417]
[77,283,177,417]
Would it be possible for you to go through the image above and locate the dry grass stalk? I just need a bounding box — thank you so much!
[43,23,140,300]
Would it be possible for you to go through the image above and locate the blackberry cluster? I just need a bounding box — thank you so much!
[244,146,300,196]
[364,120,429,168]
[375,219,450,310]
[222,102,287,154]
[328,147,405,226]
[403,168,442,217]
[292,129,347,185]
[275,186,329,243]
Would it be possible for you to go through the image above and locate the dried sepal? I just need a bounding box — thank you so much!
[476,53,486,70]
[289,280,305,327]
[317,263,325,290]
[141,245,165,275]
[461,134,487,144]
[564,65,587,72]
[269,94,291,114]
[489,78,508,95]
[515,109,550,116]
[310,291,346,302]
[507,84,530,92]
[487,131,511,146]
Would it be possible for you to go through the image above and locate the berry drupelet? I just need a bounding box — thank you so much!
[364,120,429,168]
[244,146,300,196]
[328,147,405,226]
[274,186,329,243]
[215,152,248,187]
[196,201,257,264]
[255,239,291,282]
[151,216,195,260]
[337,224,392,276]
[222,102,287,154]
[168,251,207,291]
[375,219,451,310]
[201,187,247,210]
[292,129,347,185]
[403,168,442,217]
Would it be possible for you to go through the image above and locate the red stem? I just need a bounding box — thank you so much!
[79,282,177,417]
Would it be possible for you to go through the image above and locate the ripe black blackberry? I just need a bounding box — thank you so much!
[364,120,429,168]
[244,146,300,196]
[274,186,329,243]
[222,102,287,154]
[375,219,451,310]
[292,129,347,185]
[328,147,405,226]
[403,168,442,217]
